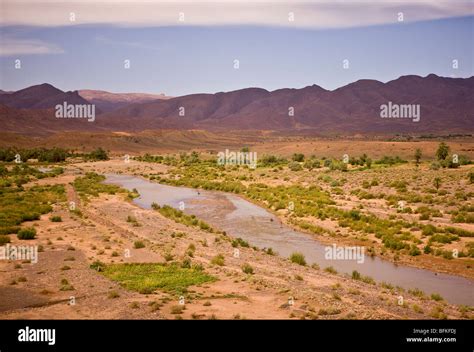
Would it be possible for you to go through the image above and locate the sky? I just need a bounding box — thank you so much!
[0,1,473,96]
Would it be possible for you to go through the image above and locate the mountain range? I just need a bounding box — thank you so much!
[1,75,473,135]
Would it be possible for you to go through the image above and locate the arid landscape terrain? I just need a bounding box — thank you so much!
[0,137,472,320]
[1,0,473,332]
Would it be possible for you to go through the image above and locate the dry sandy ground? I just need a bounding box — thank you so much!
[1,131,473,160]
[251,139,474,160]
[0,163,470,319]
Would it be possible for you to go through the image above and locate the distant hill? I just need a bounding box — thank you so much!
[78,90,171,112]
[98,74,473,133]
[1,75,473,135]
[0,83,90,109]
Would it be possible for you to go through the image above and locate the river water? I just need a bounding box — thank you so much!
[105,174,474,306]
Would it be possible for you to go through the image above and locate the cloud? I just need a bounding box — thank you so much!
[0,37,64,56]
[1,1,472,29]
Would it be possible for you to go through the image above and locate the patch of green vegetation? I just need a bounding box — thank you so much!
[297,221,329,236]
[0,234,10,245]
[0,178,65,234]
[108,290,120,299]
[351,270,375,284]
[428,233,459,244]
[59,278,74,291]
[374,156,407,166]
[259,154,288,167]
[232,237,249,248]
[133,240,145,249]
[265,248,276,255]
[49,215,62,222]
[430,293,444,301]
[211,254,225,266]
[408,288,425,298]
[288,161,303,172]
[430,306,447,319]
[0,147,68,163]
[17,227,36,240]
[72,172,124,201]
[241,263,254,275]
[289,252,306,266]
[84,148,109,161]
[451,209,474,224]
[100,262,216,295]
[412,304,424,314]
[443,226,474,238]
[153,204,216,233]
[126,215,140,227]
[324,266,338,274]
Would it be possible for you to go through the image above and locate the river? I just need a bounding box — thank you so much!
[105,174,474,306]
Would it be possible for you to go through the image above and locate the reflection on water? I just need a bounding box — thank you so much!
[105,174,474,305]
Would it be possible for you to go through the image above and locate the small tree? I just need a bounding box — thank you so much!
[415,148,422,166]
[436,142,449,161]
[433,177,442,190]
[469,171,474,184]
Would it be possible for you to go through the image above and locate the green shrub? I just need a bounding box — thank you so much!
[241,263,254,275]
[89,260,106,272]
[85,148,109,161]
[59,278,74,291]
[232,238,249,248]
[0,235,10,246]
[408,288,425,298]
[409,245,421,256]
[430,293,443,301]
[352,270,361,280]
[134,241,145,249]
[324,266,338,274]
[49,215,62,222]
[181,258,192,269]
[289,252,306,266]
[292,153,305,162]
[108,290,120,299]
[288,161,302,172]
[211,254,225,266]
[436,142,450,161]
[17,227,36,240]
[429,233,459,244]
